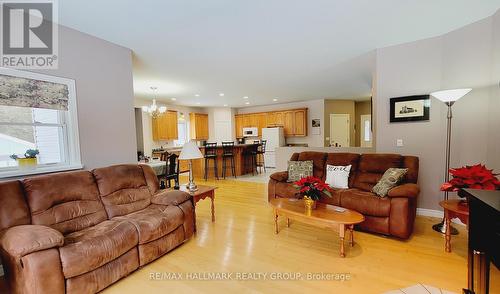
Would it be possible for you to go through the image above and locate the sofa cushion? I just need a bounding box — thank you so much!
[59,220,138,279]
[287,160,313,182]
[353,154,403,191]
[297,152,327,178]
[340,189,391,217]
[114,204,184,244]
[92,164,152,218]
[22,171,107,235]
[318,189,342,206]
[324,153,360,187]
[0,181,31,233]
[372,168,408,197]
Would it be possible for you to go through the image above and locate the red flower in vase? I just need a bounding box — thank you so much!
[294,176,333,201]
[440,164,500,192]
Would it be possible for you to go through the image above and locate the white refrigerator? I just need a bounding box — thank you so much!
[261,127,285,168]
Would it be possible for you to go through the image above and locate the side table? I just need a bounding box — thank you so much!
[179,185,217,222]
[439,199,469,252]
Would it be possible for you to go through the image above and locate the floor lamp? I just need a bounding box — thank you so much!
[430,88,472,234]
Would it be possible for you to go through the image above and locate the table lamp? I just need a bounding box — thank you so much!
[430,88,472,234]
[179,140,203,192]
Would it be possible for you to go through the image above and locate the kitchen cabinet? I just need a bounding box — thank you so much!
[293,109,307,136]
[190,113,209,140]
[235,115,243,138]
[152,110,178,141]
[234,108,307,138]
[283,111,295,136]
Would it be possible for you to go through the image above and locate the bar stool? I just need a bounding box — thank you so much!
[253,140,267,173]
[204,142,219,180]
[243,143,258,176]
[221,141,236,179]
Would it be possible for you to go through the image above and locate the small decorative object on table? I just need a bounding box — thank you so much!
[10,149,40,170]
[294,176,332,211]
[440,164,500,199]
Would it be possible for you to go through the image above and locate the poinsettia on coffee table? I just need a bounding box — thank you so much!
[294,176,332,209]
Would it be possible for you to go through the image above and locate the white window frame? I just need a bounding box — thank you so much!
[0,68,82,178]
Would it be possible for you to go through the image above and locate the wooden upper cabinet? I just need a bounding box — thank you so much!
[235,115,243,138]
[283,111,295,136]
[190,113,209,140]
[293,109,307,136]
[152,110,178,141]
[234,108,307,138]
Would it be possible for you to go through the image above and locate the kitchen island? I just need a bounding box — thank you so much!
[155,143,260,179]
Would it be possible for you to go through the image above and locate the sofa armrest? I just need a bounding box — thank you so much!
[152,190,192,206]
[1,225,64,258]
[270,171,288,182]
[387,183,420,198]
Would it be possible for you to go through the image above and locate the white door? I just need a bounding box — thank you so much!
[330,114,350,147]
[360,114,372,148]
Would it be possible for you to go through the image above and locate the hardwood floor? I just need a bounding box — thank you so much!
[99,177,470,294]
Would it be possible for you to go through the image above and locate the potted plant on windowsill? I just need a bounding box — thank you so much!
[294,176,333,210]
[10,149,40,170]
[440,164,500,204]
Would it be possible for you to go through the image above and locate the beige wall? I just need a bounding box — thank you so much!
[488,11,500,171]
[355,101,371,147]
[324,100,355,147]
[236,99,325,147]
[375,12,499,210]
[35,25,136,170]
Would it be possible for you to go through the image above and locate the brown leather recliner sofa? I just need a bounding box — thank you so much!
[0,164,195,294]
[268,152,420,239]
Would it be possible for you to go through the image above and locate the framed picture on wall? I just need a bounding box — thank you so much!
[390,95,430,123]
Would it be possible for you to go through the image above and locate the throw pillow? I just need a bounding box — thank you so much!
[372,168,408,197]
[325,165,351,189]
[287,160,313,182]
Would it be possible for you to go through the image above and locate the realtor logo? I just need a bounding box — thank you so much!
[0,0,58,69]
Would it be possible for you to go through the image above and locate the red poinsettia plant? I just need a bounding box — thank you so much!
[294,176,333,201]
[440,164,500,193]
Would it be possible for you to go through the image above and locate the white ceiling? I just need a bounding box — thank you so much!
[58,0,500,107]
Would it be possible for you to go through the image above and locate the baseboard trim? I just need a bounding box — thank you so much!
[416,208,465,226]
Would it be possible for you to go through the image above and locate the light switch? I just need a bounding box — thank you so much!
[396,139,403,147]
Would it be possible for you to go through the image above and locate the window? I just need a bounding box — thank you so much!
[364,120,371,142]
[0,68,81,178]
[175,121,187,146]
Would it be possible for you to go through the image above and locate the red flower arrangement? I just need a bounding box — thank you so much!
[440,164,500,192]
[294,176,333,201]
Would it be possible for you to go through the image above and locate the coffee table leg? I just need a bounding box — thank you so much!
[286,218,290,227]
[349,225,354,247]
[211,194,215,222]
[339,224,345,258]
[274,211,279,234]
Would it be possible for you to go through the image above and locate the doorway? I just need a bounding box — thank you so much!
[329,114,350,147]
[360,114,372,148]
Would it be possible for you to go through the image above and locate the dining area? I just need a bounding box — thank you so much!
[139,140,267,187]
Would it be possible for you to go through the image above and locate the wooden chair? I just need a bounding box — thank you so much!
[165,153,180,189]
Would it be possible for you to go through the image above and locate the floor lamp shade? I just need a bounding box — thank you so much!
[430,88,472,103]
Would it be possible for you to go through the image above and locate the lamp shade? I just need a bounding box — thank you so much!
[179,140,203,160]
[430,88,472,103]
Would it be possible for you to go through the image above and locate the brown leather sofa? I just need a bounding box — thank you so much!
[268,152,419,239]
[0,164,195,294]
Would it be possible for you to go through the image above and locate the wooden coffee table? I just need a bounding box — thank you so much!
[178,185,217,222]
[270,198,364,257]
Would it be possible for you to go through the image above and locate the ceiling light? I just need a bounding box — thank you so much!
[171,98,177,101]
[195,94,200,97]
[196,102,201,105]
[273,98,278,102]
[245,102,250,105]
[223,104,228,107]
[142,87,166,118]
[243,96,249,99]
[219,93,225,97]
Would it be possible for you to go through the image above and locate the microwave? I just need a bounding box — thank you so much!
[242,127,258,137]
